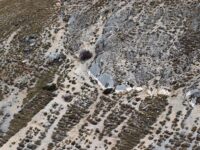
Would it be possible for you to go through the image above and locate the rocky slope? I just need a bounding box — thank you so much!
[0,0,200,150]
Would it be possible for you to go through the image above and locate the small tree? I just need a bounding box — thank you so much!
[79,50,92,61]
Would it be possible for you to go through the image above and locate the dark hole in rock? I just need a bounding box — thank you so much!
[196,97,200,104]
[79,50,92,61]
[103,88,114,95]
[42,83,57,92]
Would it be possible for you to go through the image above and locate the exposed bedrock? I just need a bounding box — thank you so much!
[79,0,200,91]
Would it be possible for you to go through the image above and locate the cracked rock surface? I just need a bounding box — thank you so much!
[0,0,200,150]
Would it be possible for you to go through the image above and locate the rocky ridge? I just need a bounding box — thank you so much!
[0,0,200,150]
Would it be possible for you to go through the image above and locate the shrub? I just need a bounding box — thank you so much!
[79,50,92,61]
[103,88,114,95]
[42,83,57,91]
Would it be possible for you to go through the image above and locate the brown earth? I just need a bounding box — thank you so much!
[0,0,56,41]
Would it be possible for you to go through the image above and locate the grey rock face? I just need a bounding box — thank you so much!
[86,1,200,89]
[185,82,200,106]
[46,51,66,64]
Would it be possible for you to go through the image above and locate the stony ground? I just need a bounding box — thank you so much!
[0,0,200,150]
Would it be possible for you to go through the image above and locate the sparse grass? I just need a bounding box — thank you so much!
[116,95,168,150]
[0,0,56,42]
[23,68,56,104]
[0,68,57,146]
[0,92,3,101]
